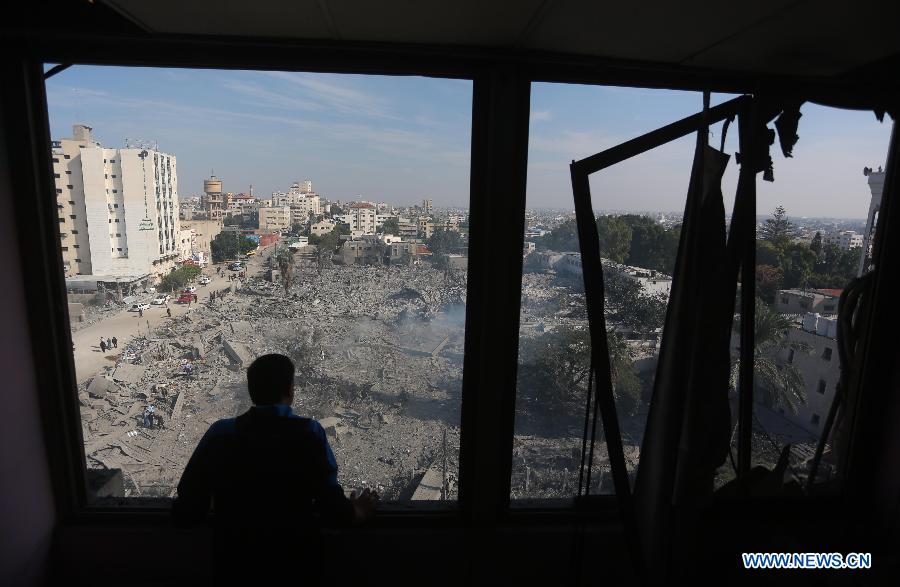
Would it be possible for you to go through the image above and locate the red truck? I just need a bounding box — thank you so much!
[176,293,194,304]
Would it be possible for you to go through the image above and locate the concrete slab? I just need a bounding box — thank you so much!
[111,363,147,385]
[87,375,119,399]
[411,467,444,500]
[223,340,253,367]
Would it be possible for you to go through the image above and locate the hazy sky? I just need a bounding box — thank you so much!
[46,66,892,217]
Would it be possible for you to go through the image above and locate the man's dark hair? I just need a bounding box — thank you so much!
[246,354,295,405]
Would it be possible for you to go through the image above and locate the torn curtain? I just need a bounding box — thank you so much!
[632,135,734,580]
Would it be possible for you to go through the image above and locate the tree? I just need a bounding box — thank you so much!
[755,264,783,305]
[596,216,632,263]
[427,228,463,269]
[779,243,816,289]
[760,205,796,247]
[810,231,823,257]
[275,246,295,293]
[756,240,781,267]
[381,217,400,235]
[159,264,202,292]
[730,300,809,414]
[211,232,256,263]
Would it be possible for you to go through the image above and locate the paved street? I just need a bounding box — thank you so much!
[71,245,274,383]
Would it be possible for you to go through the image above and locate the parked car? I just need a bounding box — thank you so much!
[228,263,243,271]
[198,276,211,285]
[143,287,156,294]
[129,302,151,312]
[151,295,170,305]
[183,286,197,294]
[177,293,194,304]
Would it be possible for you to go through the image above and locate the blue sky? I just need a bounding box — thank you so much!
[46,66,892,217]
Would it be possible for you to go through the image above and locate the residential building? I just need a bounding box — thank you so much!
[776,289,840,315]
[336,202,378,234]
[51,125,181,282]
[777,313,840,434]
[258,206,291,231]
[418,216,435,239]
[311,219,337,236]
[397,217,419,238]
[422,198,433,215]
[823,230,863,250]
[180,219,223,260]
[523,241,536,255]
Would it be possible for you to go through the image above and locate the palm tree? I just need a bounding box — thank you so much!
[730,299,810,414]
[275,245,295,294]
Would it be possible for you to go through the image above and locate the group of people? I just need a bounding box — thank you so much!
[98,336,118,354]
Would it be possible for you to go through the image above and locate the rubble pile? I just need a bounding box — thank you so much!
[79,264,466,502]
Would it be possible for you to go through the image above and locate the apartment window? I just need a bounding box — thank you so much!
[46,66,471,505]
[61,246,68,251]
[811,413,821,426]
[75,258,81,262]
[823,347,833,361]
[56,188,62,193]
[66,170,71,175]
[58,218,64,223]
[817,380,827,394]
[71,230,78,234]
[69,214,76,219]
[110,159,115,163]
[73,245,79,249]
[113,190,118,193]
[54,173,60,178]
[69,201,75,205]
[104,173,108,178]
[52,157,59,163]
[67,184,73,189]
[64,154,70,159]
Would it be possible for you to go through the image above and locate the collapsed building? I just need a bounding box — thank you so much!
[77,263,467,502]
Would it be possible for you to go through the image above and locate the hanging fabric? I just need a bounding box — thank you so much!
[632,113,734,582]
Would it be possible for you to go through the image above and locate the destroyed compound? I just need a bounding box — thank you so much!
[78,258,467,502]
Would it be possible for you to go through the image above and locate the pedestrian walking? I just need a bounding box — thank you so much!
[193,293,198,302]
[100,340,107,353]
[167,307,172,318]
[106,338,112,349]
[112,336,118,349]
[139,307,143,318]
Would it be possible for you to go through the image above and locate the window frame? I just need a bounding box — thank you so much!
[4,32,896,528]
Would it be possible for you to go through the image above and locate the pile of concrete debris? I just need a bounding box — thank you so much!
[79,264,466,502]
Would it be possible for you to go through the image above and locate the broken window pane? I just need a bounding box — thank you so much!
[512,83,728,502]
[47,65,472,504]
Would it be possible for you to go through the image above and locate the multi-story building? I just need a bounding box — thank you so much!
[52,125,181,281]
[823,230,863,250]
[776,313,840,435]
[336,202,378,234]
[259,206,291,231]
[311,219,337,236]
[180,219,223,262]
[202,175,224,221]
[422,198,433,215]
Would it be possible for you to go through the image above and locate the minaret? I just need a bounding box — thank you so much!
[859,166,885,276]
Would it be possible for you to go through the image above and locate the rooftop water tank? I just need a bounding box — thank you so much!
[802,312,820,333]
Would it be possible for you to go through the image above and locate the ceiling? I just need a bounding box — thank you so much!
[6,1,897,79]
[97,0,900,77]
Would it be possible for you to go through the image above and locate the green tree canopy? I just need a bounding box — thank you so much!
[381,217,400,235]
[760,205,796,247]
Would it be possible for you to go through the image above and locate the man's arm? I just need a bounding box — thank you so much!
[308,421,377,524]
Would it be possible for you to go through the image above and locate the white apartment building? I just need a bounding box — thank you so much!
[777,313,841,435]
[259,206,292,231]
[52,125,181,281]
[336,202,378,234]
[823,230,863,250]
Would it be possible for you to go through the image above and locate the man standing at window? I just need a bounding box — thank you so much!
[173,353,378,583]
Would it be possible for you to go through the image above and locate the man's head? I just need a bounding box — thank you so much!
[246,354,295,405]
